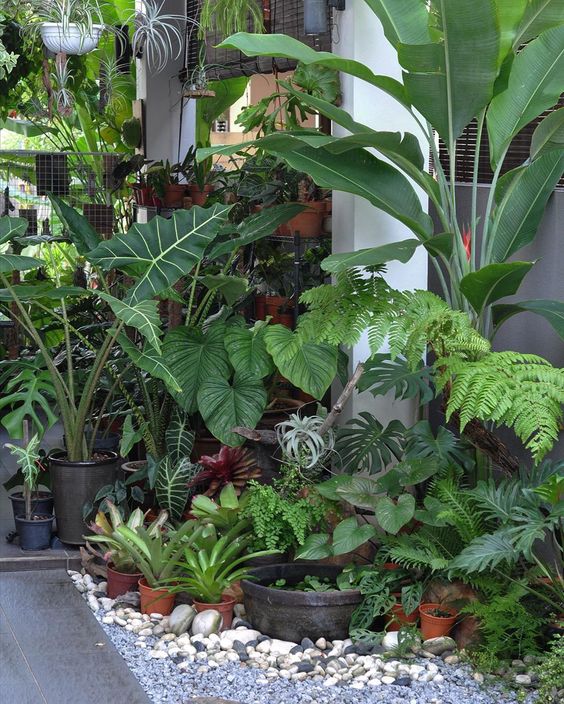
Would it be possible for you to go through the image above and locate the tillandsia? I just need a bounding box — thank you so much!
[276,413,335,475]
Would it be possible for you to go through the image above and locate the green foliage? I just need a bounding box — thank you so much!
[535,635,564,704]
[462,585,546,661]
[121,117,141,148]
[0,366,58,439]
[358,354,435,405]
[335,413,404,474]
[154,457,199,522]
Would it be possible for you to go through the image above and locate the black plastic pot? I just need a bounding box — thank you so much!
[14,514,55,551]
[62,432,121,454]
[241,564,362,642]
[9,491,53,529]
[50,451,118,545]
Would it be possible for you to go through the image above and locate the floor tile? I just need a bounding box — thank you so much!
[0,631,47,704]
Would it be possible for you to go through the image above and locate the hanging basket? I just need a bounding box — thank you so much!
[40,22,104,55]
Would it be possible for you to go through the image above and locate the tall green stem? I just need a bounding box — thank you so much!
[471,110,486,272]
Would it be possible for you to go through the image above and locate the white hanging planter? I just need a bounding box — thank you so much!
[40,22,104,55]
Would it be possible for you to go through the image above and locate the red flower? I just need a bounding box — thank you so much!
[189,446,261,497]
[462,225,472,261]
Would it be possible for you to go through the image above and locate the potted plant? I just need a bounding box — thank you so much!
[5,434,55,551]
[147,160,186,208]
[180,146,217,206]
[419,602,459,639]
[163,520,277,628]
[87,502,144,598]
[28,0,106,55]
[252,239,295,327]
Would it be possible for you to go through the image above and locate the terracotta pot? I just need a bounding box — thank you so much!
[264,296,295,327]
[107,563,143,599]
[419,603,458,640]
[277,202,325,238]
[254,294,267,321]
[133,185,161,207]
[138,577,175,615]
[163,184,186,208]
[188,183,213,206]
[192,595,236,629]
[383,562,401,570]
[385,593,419,632]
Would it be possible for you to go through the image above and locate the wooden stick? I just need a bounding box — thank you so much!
[318,362,365,436]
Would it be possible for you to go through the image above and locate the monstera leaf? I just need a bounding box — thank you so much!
[162,323,231,413]
[88,205,231,304]
[97,293,162,353]
[197,374,267,447]
[0,368,58,439]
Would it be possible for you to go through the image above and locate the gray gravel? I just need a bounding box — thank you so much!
[98,620,538,704]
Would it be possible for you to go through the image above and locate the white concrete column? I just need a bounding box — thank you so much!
[332,2,429,426]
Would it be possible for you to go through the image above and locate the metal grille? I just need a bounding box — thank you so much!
[184,0,332,81]
[437,96,564,187]
[0,150,120,238]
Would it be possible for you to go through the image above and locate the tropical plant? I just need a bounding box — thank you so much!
[189,446,260,498]
[4,432,43,520]
[276,413,335,475]
[162,521,276,603]
[202,6,564,341]
[25,0,106,39]
[130,0,187,73]
[190,482,247,532]
[198,0,264,41]
[535,635,564,704]
[0,12,18,80]
[87,500,146,573]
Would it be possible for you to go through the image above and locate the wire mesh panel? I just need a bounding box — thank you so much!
[0,150,120,238]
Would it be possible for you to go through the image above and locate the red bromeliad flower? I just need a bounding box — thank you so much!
[462,225,472,261]
[189,446,261,498]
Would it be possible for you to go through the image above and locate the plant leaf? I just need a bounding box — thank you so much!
[449,529,517,573]
[335,413,405,474]
[294,533,333,560]
[459,262,534,315]
[0,368,58,439]
[359,354,434,405]
[335,476,381,510]
[155,457,192,521]
[49,194,101,255]
[118,334,180,393]
[374,494,415,535]
[530,107,564,159]
[224,323,274,379]
[165,410,194,464]
[331,517,377,556]
[97,293,163,352]
[0,216,28,244]
[364,0,430,47]
[492,299,564,341]
[322,239,421,273]
[199,274,249,306]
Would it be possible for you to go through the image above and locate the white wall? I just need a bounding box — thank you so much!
[332,3,429,426]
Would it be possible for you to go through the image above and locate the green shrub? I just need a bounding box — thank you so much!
[535,635,564,704]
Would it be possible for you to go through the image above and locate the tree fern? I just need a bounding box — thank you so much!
[431,476,485,544]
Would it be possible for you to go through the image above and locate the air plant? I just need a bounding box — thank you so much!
[276,414,334,475]
[51,54,74,116]
[189,446,261,498]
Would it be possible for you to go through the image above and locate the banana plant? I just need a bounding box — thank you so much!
[198,2,564,340]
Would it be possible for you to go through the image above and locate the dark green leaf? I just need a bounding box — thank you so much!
[49,195,101,255]
[460,262,534,315]
[322,239,421,273]
[492,299,564,341]
[336,412,405,474]
[359,354,434,405]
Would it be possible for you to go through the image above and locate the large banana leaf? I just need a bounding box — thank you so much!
[321,239,421,273]
[398,0,499,147]
[197,374,267,447]
[494,0,528,65]
[97,293,162,353]
[489,150,564,262]
[513,0,564,47]
[50,195,101,255]
[88,205,231,304]
[459,262,534,315]
[492,299,564,341]
[487,25,564,167]
[162,323,231,413]
[364,0,430,47]
[118,334,180,393]
[530,108,564,159]
[263,324,337,399]
[155,457,192,521]
[218,33,409,107]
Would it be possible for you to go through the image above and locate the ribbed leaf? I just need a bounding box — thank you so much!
[0,284,89,301]
[118,334,180,393]
[492,299,564,341]
[199,274,249,306]
[513,0,564,47]
[197,374,267,447]
[97,293,162,353]
[530,108,564,159]
[155,457,192,521]
[358,354,434,405]
[335,413,405,474]
[331,517,377,556]
[224,323,274,379]
[0,217,43,272]
[364,0,430,47]
[50,195,101,255]
[459,262,534,315]
[405,421,474,472]
[263,324,337,399]
[294,534,332,560]
[335,476,380,511]
[399,0,499,146]
[0,216,28,244]
[162,323,230,413]
[88,205,230,304]
[449,529,517,573]
[322,239,421,273]
[490,151,564,261]
[165,411,194,464]
[487,25,564,167]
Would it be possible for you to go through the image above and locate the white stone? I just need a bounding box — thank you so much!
[138,628,153,637]
[515,674,531,685]
[129,618,143,626]
[367,679,382,687]
[220,637,233,650]
[256,640,271,654]
[150,650,168,659]
[162,633,176,641]
[269,639,298,656]
[87,595,99,613]
[150,612,163,620]
[102,616,114,624]
[433,674,445,684]
[99,598,114,611]
[177,661,190,670]
[221,628,261,645]
[474,672,485,684]
[422,636,456,656]
[350,682,365,689]
[382,631,399,651]
[169,604,196,636]
[191,610,223,637]
[381,676,396,685]
[153,625,164,636]
[315,637,327,650]
[323,677,339,687]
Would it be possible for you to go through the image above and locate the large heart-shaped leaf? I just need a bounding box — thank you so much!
[264,324,337,399]
[492,299,564,341]
[118,334,180,393]
[197,374,267,446]
[322,239,421,273]
[224,323,274,379]
[97,293,162,353]
[460,262,534,315]
[335,476,381,510]
[487,25,564,167]
[162,323,230,413]
[294,533,333,560]
[50,194,101,255]
[331,517,377,556]
[88,205,231,304]
[375,494,416,535]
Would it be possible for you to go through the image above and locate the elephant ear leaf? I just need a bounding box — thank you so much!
[375,494,415,535]
[49,195,101,255]
[97,293,162,353]
[0,217,42,272]
[118,334,180,393]
[88,204,231,304]
[165,410,194,464]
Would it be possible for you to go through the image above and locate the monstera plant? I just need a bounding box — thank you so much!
[200,1,564,341]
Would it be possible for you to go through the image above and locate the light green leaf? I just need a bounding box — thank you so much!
[0,217,28,245]
[490,151,564,261]
[492,299,564,340]
[459,262,534,315]
[364,0,430,47]
[120,415,145,458]
[0,284,90,301]
[162,323,230,413]
[294,533,332,560]
[88,205,231,304]
[487,25,564,167]
[335,476,381,510]
[331,517,377,555]
[0,254,44,273]
[224,324,274,379]
[0,369,58,439]
[97,293,162,353]
[200,274,249,306]
[50,195,101,255]
[322,239,421,273]
[118,334,181,393]
[264,324,337,399]
[374,494,415,535]
[358,354,434,405]
[530,107,564,159]
[449,529,517,573]
[513,0,564,47]
[197,374,267,447]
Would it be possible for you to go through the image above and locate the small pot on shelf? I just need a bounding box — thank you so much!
[192,594,236,630]
[14,514,55,551]
[132,185,161,207]
[277,202,326,238]
[419,603,458,639]
[138,578,175,615]
[188,183,213,206]
[107,563,143,599]
[264,296,294,327]
[163,184,186,208]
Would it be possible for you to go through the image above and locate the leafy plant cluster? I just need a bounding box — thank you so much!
[535,635,564,704]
